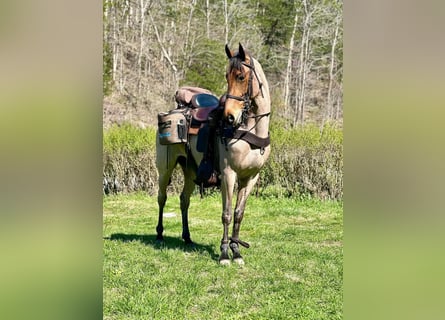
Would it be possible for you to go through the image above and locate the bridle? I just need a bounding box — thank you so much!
[225,54,270,125]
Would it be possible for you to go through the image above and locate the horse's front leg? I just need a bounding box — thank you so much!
[219,168,236,265]
[230,174,259,264]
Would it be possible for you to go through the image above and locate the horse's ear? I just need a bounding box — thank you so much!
[225,44,232,59]
[238,43,246,61]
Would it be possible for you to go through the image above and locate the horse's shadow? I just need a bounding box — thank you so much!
[104,233,219,261]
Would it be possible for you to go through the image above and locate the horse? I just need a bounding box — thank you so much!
[155,43,271,265]
[155,94,213,245]
[217,43,271,265]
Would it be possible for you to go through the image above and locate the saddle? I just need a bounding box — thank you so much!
[190,93,220,121]
[173,87,222,190]
[175,87,220,135]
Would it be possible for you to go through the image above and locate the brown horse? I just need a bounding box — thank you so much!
[217,43,271,265]
[155,44,270,265]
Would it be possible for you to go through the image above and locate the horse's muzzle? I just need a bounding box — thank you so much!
[227,114,235,125]
[224,107,242,126]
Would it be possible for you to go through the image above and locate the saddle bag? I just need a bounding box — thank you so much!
[157,109,188,145]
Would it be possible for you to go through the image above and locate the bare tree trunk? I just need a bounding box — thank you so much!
[300,25,311,124]
[294,0,311,126]
[111,2,117,83]
[183,0,197,71]
[284,9,298,115]
[294,26,308,126]
[137,0,150,101]
[148,11,178,85]
[185,0,197,53]
[223,0,229,44]
[119,48,124,93]
[326,16,339,122]
[335,84,342,120]
[205,0,210,39]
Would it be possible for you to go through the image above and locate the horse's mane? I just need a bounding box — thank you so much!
[228,56,243,71]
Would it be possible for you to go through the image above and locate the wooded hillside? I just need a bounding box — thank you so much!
[103,0,343,128]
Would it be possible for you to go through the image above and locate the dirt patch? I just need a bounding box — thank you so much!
[103,96,155,129]
[103,94,175,129]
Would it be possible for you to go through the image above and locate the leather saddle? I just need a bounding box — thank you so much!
[190,93,220,122]
[187,93,220,136]
[174,86,221,137]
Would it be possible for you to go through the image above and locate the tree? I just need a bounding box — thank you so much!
[103,0,343,127]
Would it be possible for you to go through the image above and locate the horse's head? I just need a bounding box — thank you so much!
[224,43,256,126]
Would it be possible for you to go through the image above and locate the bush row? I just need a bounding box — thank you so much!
[261,122,343,199]
[103,122,343,200]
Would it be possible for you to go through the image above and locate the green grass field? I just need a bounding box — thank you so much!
[103,193,343,319]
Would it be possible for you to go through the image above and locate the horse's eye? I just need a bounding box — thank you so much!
[238,75,245,81]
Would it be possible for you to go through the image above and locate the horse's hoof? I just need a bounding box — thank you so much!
[184,240,195,248]
[183,236,193,243]
[233,257,245,265]
[219,258,231,266]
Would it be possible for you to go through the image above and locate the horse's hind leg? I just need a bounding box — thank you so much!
[179,159,197,245]
[156,170,172,242]
[230,174,259,264]
[156,147,176,242]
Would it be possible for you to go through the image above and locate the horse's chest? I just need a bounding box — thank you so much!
[224,144,270,174]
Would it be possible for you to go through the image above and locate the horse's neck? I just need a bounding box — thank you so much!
[247,59,270,139]
[247,102,270,139]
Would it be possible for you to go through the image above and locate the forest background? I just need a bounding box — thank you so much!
[102,0,343,199]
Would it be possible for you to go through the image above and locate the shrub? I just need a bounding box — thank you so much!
[103,123,343,200]
[261,122,343,200]
[103,124,157,194]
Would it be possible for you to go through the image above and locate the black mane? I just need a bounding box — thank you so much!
[228,54,244,71]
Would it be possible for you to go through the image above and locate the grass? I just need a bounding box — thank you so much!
[103,193,343,319]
